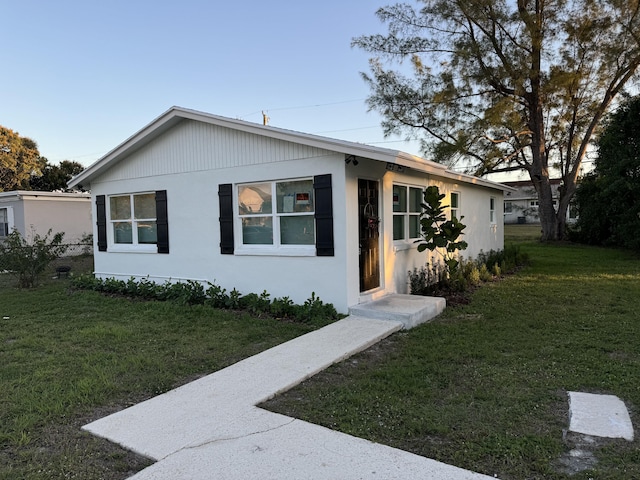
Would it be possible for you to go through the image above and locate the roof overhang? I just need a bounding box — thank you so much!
[0,190,91,201]
[68,106,509,193]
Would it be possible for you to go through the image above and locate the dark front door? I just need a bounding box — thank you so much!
[358,179,380,292]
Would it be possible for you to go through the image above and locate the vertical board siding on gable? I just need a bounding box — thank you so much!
[97,121,335,183]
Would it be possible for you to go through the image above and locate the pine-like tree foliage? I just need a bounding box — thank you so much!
[354,0,640,240]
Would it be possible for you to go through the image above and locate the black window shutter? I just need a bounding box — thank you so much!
[156,190,169,254]
[218,183,234,254]
[314,174,334,256]
[96,195,107,252]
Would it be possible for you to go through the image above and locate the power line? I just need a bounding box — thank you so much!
[238,98,366,120]
[314,125,380,134]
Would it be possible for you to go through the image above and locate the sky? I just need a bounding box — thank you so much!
[2,0,430,169]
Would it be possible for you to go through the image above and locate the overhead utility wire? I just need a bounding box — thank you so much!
[238,98,366,120]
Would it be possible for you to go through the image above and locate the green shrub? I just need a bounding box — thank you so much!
[464,262,481,286]
[409,245,529,297]
[270,296,296,318]
[0,229,68,288]
[297,292,338,324]
[71,276,339,324]
[492,262,501,277]
[408,262,447,295]
[239,291,271,315]
[204,282,229,308]
[478,263,492,282]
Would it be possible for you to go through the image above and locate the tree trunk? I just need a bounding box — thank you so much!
[535,177,558,241]
[555,180,574,240]
[556,209,568,241]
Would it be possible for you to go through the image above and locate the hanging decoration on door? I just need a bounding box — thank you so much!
[363,202,379,233]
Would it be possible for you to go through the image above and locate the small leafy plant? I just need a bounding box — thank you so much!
[415,186,468,273]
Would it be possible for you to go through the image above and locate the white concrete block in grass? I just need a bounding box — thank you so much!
[568,391,634,441]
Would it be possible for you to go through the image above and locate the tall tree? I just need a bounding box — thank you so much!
[0,126,42,191]
[354,0,640,240]
[572,95,640,249]
[29,159,86,192]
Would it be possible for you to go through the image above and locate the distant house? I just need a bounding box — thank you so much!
[69,107,511,313]
[502,179,577,224]
[0,191,92,244]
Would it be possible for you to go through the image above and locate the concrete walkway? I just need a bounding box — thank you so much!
[83,295,495,479]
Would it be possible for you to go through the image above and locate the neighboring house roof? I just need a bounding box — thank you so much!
[68,106,510,192]
[0,190,91,201]
[502,179,562,201]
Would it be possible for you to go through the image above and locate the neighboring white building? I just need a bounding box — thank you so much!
[502,179,578,224]
[69,107,510,313]
[0,190,92,243]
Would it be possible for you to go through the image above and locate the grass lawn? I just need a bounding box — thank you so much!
[263,227,640,479]
[0,256,323,480]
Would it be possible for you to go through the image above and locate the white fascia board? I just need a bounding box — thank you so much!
[67,106,508,194]
[0,190,91,200]
[437,170,517,192]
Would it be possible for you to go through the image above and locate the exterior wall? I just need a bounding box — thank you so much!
[503,198,539,224]
[379,169,505,297]
[0,193,91,243]
[97,120,333,183]
[90,123,352,312]
[21,197,92,242]
[342,160,504,304]
[88,118,506,312]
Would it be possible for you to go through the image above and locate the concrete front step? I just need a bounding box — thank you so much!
[349,294,446,329]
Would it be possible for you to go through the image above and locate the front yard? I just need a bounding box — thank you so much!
[263,230,640,479]
[0,259,319,480]
[2,228,639,479]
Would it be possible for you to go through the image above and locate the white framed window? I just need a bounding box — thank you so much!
[490,197,496,223]
[108,193,157,250]
[450,192,460,220]
[393,185,422,241]
[237,178,315,252]
[531,199,557,207]
[0,207,9,238]
[504,201,513,214]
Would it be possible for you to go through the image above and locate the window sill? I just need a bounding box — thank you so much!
[235,246,316,257]
[393,241,419,253]
[107,244,158,253]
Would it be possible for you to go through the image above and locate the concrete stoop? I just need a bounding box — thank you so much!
[349,294,446,329]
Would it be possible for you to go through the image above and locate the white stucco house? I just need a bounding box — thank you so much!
[68,107,510,313]
[0,190,91,244]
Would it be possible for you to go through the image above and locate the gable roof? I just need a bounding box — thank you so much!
[68,106,508,191]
